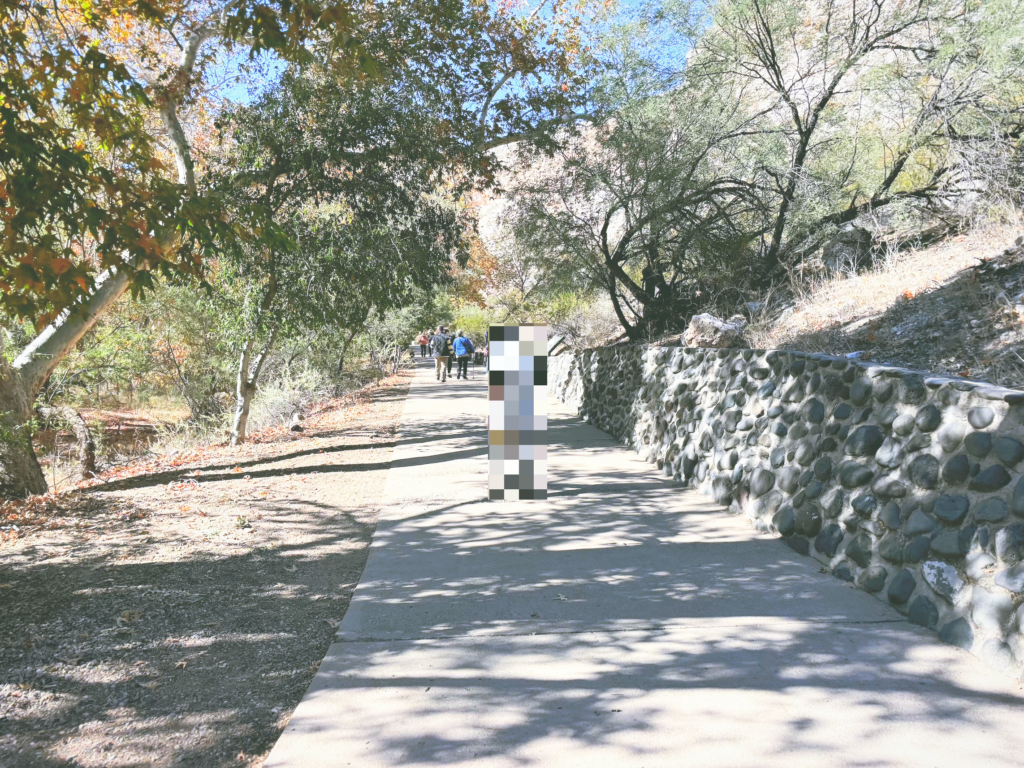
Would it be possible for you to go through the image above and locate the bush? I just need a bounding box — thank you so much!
[247,363,334,433]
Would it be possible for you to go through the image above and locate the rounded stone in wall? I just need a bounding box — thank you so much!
[874,438,905,469]
[845,534,873,567]
[994,563,1024,593]
[1012,477,1024,516]
[814,523,844,556]
[906,535,932,563]
[938,617,973,649]
[899,374,927,405]
[872,476,909,498]
[879,502,902,529]
[822,488,844,518]
[785,536,810,555]
[972,587,1015,636]
[874,381,894,403]
[822,374,844,399]
[755,490,784,519]
[878,534,905,564]
[770,448,786,468]
[904,509,939,536]
[995,523,1024,565]
[970,464,1012,492]
[934,494,970,524]
[795,503,823,537]
[850,377,873,405]
[833,563,855,582]
[854,407,874,425]
[908,595,940,629]
[968,407,996,429]
[907,433,932,452]
[838,461,874,488]
[994,436,1024,467]
[942,454,970,485]
[845,425,885,457]
[888,568,916,604]
[773,505,797,537]
[852,493,878,517]
[930,531,966,559]
[915,404,942,432]
[857,565,888,592]
[937,422,966,453]
[813,456,833,482]
[892,414,916,436]
[976,498,1009,523]
[908,454,940,488]
[778,466,801,493]
[749,468,776,498]
[877,405,899,428]
[833,403,853,420]
[802,398,825,424]
[795,441,817,467]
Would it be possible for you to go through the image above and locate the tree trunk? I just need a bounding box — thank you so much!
[0,353,49,498]
[0,16,211,501]
[231,340,255,447]
[38,405,97,479]
[230,330,276,447]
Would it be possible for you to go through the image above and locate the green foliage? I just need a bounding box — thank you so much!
[451,305,494,343]
[500,0,1024,340]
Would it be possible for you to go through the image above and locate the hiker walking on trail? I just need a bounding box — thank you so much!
[417,331,429,358]
[452,330,475,380]
[430,327,451,381]
[442,327,455,377]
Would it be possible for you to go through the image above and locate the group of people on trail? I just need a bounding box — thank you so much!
[422,326,475,382]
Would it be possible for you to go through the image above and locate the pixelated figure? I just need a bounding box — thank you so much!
[488,324,548,500]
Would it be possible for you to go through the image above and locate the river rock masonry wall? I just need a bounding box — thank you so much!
[550,346,1024,679]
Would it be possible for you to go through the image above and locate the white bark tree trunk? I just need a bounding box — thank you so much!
[230,329,276,447]
[0,14,215,499]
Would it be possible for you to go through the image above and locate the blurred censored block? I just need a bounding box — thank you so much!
[488,325,548,500]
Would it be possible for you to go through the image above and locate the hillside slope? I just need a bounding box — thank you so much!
[746,226,1024,388]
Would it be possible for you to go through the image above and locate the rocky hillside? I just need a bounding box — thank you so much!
[744,227,1024,390]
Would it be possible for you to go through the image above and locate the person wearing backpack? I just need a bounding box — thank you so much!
[452,330,475,380]
[429,327,451,381]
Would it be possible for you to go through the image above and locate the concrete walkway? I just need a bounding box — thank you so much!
[266,360,1024,768]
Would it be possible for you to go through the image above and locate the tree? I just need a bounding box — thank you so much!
[210,63,473,444]
[691,0,1013,276]
[0,0,365,497]
[506,95,765,339]
[1,0,599,496]
[503,0,1024,341]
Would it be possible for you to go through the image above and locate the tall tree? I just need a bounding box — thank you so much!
[1,0,599,496]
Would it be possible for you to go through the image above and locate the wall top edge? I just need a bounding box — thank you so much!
[554,345,1024,405]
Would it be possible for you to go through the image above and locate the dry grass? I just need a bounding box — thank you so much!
[747,224,1023,353]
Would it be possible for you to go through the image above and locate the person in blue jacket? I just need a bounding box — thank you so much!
[452,330,475,380]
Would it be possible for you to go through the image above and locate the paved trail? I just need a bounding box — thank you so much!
[266,360,1024,768]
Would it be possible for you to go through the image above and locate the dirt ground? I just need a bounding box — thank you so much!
[0,371,412,768]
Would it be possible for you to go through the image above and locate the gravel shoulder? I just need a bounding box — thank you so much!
[0,372,411,768]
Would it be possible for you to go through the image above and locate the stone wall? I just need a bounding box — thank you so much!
[550,346,1024,679]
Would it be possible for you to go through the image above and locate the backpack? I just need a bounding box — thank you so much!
[454,336,474,357]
